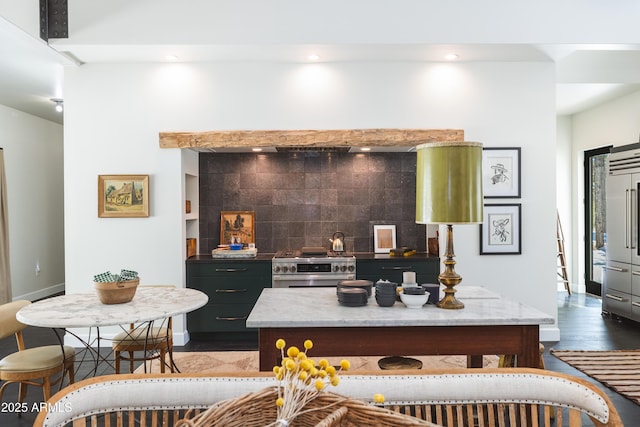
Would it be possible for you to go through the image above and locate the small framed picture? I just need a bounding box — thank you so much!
[374,225,397,253]
[482,147,521,198]
[480,204,521,255]
[98,175,149,218]
[220,211,255,246]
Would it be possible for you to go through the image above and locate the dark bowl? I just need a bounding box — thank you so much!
[403,287,426,295]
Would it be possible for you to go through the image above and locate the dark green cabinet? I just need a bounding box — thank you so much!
[186,259,271,339]
[356,254,439,285]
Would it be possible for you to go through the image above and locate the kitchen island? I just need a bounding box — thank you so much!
[246,286,554,371]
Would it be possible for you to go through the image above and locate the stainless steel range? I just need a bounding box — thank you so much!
[272,247,356,288]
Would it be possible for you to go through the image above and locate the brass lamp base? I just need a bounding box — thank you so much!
[436,277,464,309]
[436,224,465,310]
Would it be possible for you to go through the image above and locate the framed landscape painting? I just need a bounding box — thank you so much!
[220,211,255,246]
[98,175,149,218]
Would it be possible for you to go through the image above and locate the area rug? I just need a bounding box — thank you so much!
[136,351,498,374]
[551,349,640,405]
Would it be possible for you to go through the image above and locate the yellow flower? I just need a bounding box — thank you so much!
[276,339,286,350]
[304,339,313,350]
[318,359,329,369]
[339,359,350,370]
[317,370,327,378]
[315,379,326,391]
[373,393,385,403]
[273,366,281,375]
[276,397,284,407]
[287,346,300,358]
[300,359,313,371]
[330,376,340,387]
[298,371,308,381]
[297,352,307,361]
[309,367,319,377]
[285,358,297,371]
[326,366,336,376]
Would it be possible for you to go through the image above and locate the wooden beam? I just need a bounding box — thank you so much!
[159,128,464,149]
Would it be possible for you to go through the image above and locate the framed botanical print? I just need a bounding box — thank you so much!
[480,204,521,255]
[98,175,149,218]
[482,147,521,198]
[220,211,255,246]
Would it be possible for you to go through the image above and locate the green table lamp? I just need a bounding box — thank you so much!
[416,141,483,309]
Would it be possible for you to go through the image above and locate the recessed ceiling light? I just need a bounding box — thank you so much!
[307,54,320,61]
[444,53,459,61]
[252,148,263,152]
[360,147,371,152]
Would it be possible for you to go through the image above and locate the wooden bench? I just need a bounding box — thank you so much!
[34,368,622,427]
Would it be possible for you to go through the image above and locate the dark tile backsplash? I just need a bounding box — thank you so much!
[198,152,426,254]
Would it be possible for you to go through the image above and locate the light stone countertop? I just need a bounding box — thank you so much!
[246,286,554,328]
[16,287,208,328]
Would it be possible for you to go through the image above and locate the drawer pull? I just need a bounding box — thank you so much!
[605,293,625,302]
[215,289,248,293]
[215,268,249,273]
[633,271,640,276]
[633,301,640,308]
[603,266,627,273]
[381,266,412,271]
[215,316,248,321]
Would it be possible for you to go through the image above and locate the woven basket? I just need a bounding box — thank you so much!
[176,387,436,427]
[93,278,140,304]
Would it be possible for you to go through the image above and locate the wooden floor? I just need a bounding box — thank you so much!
[1,292,639,426]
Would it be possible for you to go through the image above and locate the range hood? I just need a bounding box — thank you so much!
[159,128,464,152]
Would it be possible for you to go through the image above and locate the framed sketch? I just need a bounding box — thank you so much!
[98,175,149,218]
[482,147,521,198]
[374,225,396,253]
[480,204,521,255]
[220,211,255,246]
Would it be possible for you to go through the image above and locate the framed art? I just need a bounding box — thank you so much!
[374,225,396,253]
[98,175,149,218]
[220,211,255,246]
[480,204,521,255]
[482,147,521,198]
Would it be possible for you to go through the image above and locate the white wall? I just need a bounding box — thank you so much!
[64,60,559,342]
[569,89,640,292]
[0,104,64,300]
[556,116,574,291]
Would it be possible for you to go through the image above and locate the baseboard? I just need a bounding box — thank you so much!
[13,282,65,302]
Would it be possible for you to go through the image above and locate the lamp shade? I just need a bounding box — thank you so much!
[416,141,483,224]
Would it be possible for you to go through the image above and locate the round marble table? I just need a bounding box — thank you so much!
[17,287,208,328]
[17,287,208,377]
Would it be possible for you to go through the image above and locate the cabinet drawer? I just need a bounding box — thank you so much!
[603,262,631,293]
[189,279,263,303]
[632,295,640,322]
[188,262,271,279]
[357,260,439,284]
[603,290,631,317]
[187,303,255,333]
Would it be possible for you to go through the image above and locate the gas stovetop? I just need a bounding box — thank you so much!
[273,248,354,259]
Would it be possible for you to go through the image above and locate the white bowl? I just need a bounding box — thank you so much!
[400,291,429,308]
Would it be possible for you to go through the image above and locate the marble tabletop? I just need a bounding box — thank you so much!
[16,287,208,328]
[246,286,554,328]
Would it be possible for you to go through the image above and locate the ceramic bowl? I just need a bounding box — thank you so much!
[400,291,429,308]
[229,243,243,250]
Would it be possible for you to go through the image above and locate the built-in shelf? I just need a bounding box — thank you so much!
[183,150,200,260]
